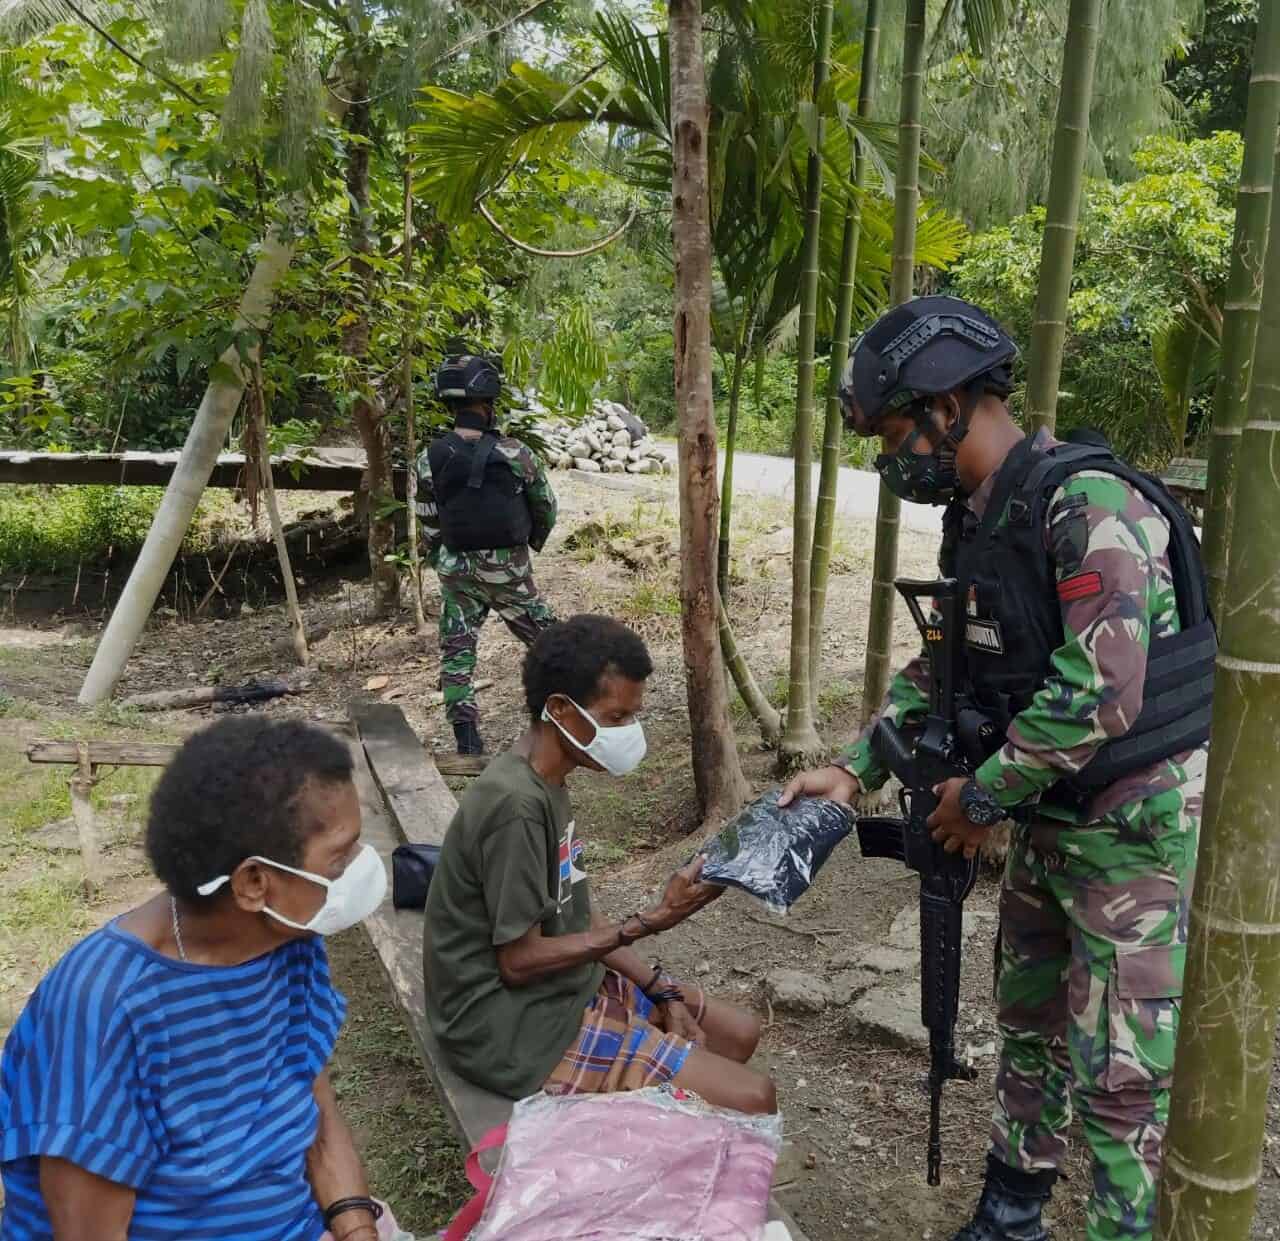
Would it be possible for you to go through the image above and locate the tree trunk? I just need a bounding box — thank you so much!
[810,0,882,697]
[718,599,782,746]
[77,224,299,705]
[251,364,308,666]
[780,0,834,765]
[403,164,429,636]
[669,0,750,824]
[717,325,749,603]
[344,91,399,618]
[1024,0,1103,435]
[1199,1,1280,617]
[860,0,925,724]
[1156,137,1280,1241]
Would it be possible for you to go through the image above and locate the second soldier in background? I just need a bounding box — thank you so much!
[417,354,557,756]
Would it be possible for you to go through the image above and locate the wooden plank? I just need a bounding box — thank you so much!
[350,700,456,847]
[0,449,409,495]
[434,753,491,778]
[26,739,177,767]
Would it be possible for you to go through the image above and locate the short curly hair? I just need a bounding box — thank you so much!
[523,614,653,722]
[146,716,354,903]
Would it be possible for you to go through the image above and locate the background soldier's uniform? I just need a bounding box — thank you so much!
[838,429,1206,1241]
[416,433,557,726]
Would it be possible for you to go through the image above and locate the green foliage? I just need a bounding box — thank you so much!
[0,484,201,574]
[950,131,1240,462]
[883,0,1207,230]
[1166,0,1257,135]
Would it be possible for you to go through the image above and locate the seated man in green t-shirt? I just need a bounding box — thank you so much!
[425,613,776,1113]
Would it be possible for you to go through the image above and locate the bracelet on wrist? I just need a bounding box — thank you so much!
[642,963,663,994]
[323,1196,382,1231]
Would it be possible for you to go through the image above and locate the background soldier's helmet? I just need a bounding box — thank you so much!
[838,295,1019,436]
[434,354,502,404]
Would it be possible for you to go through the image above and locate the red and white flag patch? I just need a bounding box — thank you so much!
[1057,571,1104,603]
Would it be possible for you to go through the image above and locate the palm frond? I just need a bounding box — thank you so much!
[934,0,1014,59]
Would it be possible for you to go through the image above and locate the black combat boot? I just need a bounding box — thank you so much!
[453,721,485,756]
[949,1156,1056,1241]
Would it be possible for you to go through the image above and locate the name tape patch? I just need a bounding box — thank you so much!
[965,618,1005,653]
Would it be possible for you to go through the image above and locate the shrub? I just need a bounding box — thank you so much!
[0,486,185,575]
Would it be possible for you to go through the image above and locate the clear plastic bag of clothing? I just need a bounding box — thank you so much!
[699,789,852,914]
[468,1087,782,1241]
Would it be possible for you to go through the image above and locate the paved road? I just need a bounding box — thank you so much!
[656,444,942,535]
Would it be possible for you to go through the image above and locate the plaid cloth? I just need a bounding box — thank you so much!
[543,970,706,1096]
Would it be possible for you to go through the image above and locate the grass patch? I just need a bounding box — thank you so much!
[326,929,469,1233]
[619,579,681,622]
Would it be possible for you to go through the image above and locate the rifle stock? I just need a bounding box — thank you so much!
[853,578,979,1186]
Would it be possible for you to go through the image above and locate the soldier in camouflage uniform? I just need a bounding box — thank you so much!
[782,297,1214,1241]
[417,354,557,754]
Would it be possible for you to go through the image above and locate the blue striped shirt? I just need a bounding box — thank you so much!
[0,921,346,1240]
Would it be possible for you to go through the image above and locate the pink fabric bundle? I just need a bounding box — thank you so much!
[468,1088,782,1241]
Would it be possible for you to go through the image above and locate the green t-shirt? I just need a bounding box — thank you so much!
[424,751,603,1098]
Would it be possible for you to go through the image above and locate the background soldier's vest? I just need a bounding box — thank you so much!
[428,430,533,553]
[942,437,1217,810]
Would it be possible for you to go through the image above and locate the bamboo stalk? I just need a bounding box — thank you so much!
[860,0,925,723]
[718,599,782,746]
[780,0,834,764]
[810,0,882,698]
[717,325,749,603]
[1199,0,1280,617]
[1024,0,1103,435]
[1157,113,1280,1240]
[402,164,429,636]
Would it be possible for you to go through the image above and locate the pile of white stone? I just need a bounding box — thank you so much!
[537,401,671,476]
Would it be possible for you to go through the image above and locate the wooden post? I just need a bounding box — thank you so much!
[69,742,100,896]
[252,364,309,666]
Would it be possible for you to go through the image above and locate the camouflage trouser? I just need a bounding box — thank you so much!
[990,785,1200,1240]
[435,544,556,726]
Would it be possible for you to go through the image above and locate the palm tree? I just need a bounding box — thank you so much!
[1200,0,1280,616]
[779,0,834,765]
[1023,0,1104,434]
[1157,130,1280,1241]
[669,0,752,823]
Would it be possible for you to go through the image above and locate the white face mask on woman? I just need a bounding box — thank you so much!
[543,695,647,776]
[196,843,387,935]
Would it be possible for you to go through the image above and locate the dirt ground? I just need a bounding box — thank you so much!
[2,467,1278,1240]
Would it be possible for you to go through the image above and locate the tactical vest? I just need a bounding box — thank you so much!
[427,430,533,553]
[942,437,1216,809]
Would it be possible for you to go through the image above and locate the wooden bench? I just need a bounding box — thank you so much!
[350,701,810,1237]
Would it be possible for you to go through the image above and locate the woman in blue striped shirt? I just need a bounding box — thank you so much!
[1,717,400,1241]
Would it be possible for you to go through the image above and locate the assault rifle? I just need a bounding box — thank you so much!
[855,577,995,1187]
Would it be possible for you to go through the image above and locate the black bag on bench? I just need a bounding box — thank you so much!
[392,843,442,910]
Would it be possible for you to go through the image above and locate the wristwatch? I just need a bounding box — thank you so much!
[959,779,1004,827]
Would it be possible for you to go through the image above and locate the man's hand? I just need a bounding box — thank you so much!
[927,776,989,860]
[655,999,705,1045]
[778,765,862,808]
[650,858,723,930]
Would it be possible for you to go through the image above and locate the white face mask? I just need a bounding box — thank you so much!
[543,695,647,777]
[196,843,387,936]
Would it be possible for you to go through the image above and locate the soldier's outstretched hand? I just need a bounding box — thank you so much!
[779,765,862,807]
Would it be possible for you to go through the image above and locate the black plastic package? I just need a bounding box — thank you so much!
[392,843,442,910]
[699,789,852,913]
